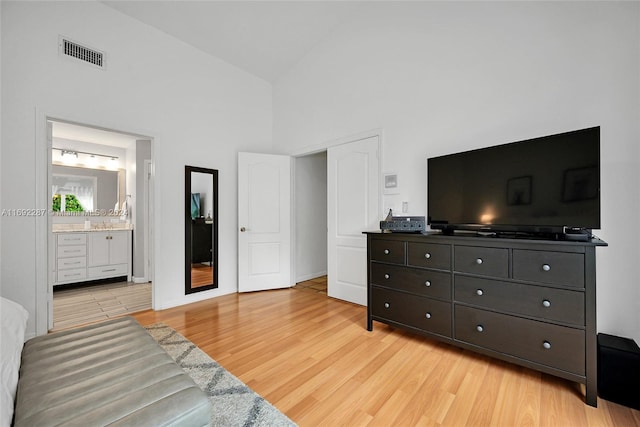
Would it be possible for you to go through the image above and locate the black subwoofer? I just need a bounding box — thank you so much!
[597,333,640,410]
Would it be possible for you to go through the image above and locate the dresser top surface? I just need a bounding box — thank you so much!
[363,230,607,248]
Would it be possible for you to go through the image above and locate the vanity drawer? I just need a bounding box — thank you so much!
[455,276,584,325]
[407,242,451,270]
[513,250,584,288]
[87,263,128,278]
[454,305,585,375]
[57,256,87,270]
[455,246,508,278]
[371,263,451,300]
[57,268,87,283]
[57,233,87,245]
[372,286,451,337]
[370,239,405,264]
[57,245,87,258]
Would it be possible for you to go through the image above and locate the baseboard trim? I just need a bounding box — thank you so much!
[132,276,148,284]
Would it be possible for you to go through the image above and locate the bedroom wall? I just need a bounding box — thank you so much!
[273,2,640,342]
[0,1,272,337]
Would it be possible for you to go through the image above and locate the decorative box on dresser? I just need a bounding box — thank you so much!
[365,231,607,407]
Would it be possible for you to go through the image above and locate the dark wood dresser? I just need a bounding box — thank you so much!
[365,231,607,406]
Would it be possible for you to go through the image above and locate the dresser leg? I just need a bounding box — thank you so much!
[586,383,597,407]
[367,316,373,331]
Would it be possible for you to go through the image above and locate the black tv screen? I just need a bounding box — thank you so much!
[427,127,600,236]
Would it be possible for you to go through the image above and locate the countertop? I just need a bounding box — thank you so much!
[52,224,133,233]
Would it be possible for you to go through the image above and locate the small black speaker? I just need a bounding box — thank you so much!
[598,333,640,410]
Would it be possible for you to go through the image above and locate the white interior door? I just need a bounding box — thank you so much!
[144,159,154,283]
[328,136,380,305]
[238,152,292,292]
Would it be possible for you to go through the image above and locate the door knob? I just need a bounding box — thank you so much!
[240,227,246,232]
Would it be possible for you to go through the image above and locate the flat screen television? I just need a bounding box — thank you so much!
[191,193,201,219]
[427,126,600,237]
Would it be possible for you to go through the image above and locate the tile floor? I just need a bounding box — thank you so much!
[53,280,151,331]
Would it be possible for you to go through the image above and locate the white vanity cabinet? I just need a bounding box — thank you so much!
[87,231,131,280]
[56,233,88,284]
[54,230,131,286]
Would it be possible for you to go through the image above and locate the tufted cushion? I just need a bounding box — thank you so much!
[14,316,211,426]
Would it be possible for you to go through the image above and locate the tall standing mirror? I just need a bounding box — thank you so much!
[185,166,218,294]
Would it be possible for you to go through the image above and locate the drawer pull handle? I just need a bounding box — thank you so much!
[384,249,390,255]
[425,312,432,319]
[476,289,484,296]
[384,274,390,279]
[542,300,551,308]
[543,341,552,350]
[425,280,431,287]
[384,302,390,309]
[476,325,484,332]
[425,253,431,259]
[476,258,483,265]
[542,264,551,272]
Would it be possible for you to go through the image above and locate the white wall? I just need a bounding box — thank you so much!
[295,152,327,282]
[0,1,272,337]
[274,2,640,341]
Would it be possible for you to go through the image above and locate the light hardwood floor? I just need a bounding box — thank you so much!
[131,285,640,427]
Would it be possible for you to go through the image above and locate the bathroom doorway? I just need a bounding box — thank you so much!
[47,119,154,330]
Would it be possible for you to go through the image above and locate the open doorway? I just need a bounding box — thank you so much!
[292,151,328,295]
[48,119,154,330]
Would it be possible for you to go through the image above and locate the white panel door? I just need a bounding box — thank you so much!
[328,136,380,305]
[238,152,292,292]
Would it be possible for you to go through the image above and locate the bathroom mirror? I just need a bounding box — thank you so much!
[185,165,218,294]
[52,164,125,214]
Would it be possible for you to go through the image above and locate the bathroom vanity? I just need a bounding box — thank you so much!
[53,227,132,286]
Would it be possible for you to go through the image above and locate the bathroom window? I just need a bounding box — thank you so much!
[52,174,97,212]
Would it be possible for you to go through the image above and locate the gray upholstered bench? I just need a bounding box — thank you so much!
[13,316,211,426]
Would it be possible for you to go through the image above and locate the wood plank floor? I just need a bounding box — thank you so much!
[131,285,640,427]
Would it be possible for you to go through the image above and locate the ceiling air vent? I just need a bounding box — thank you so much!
[58,36,105,69]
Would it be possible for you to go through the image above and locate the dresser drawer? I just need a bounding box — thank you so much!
[407,242,451,270]
[372,287,451,337]
[57,233,87,245]
[371,263,451,300]
[455,276,584,325]
[455,246,508,278]
[513,250,584,288]
[57,245,87,258]
[454,305,585,375]
[370,239,405,264]
[57,256,87,270]
[57,268,87,282]
[87,263,128,278]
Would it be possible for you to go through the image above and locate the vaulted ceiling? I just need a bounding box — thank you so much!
[101,1,364,83]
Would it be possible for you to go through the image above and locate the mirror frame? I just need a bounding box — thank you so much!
[185,165,218,294]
